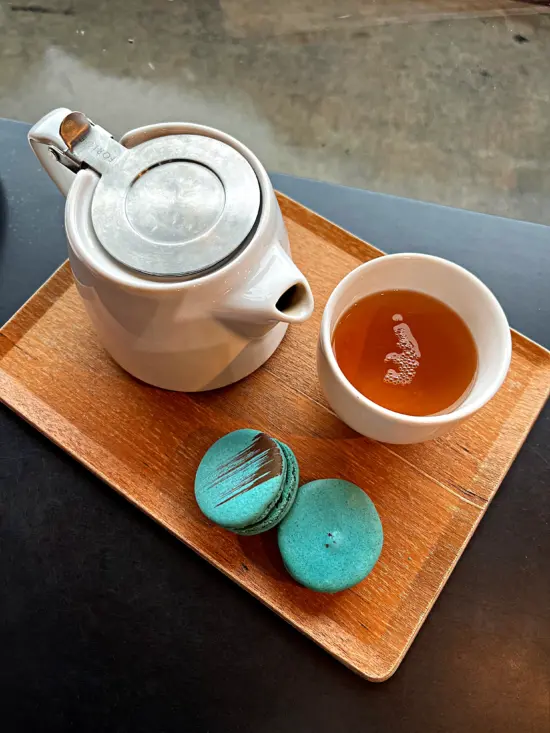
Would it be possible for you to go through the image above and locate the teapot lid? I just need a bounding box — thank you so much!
[51,113,261,277]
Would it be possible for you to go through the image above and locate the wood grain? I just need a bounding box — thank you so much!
[0,194,549,681]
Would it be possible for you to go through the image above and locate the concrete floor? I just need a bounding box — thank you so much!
[1,0,550,224]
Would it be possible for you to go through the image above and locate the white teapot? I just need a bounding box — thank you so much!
[29,108,314,391]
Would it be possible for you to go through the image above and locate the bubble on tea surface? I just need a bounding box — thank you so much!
[384,321,421,386]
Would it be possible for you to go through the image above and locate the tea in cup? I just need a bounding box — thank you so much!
[317,254,511,444]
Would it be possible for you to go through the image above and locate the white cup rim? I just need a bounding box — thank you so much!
[320,253,512,427]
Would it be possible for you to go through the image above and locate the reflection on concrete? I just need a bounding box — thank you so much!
[1,0,550,223]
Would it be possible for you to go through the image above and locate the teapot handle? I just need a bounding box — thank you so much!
[28,108,81,197]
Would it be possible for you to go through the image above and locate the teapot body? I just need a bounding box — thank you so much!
[30,116,314,391]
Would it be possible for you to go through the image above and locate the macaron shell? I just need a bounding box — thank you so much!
[278,479,383,593]
[235,441,299,536]
[195,429,285,530]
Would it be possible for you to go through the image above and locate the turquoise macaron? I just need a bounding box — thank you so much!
[195,429,299,535]
[278,479,383,593]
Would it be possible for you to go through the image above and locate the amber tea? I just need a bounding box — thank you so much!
[332,290,478,417]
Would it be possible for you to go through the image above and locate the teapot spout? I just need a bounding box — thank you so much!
[220,242,314,337]
[274,280,314,323]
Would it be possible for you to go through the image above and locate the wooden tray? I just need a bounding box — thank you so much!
[1,195,549,681]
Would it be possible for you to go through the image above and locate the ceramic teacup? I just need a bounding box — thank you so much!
[317,253,512,444]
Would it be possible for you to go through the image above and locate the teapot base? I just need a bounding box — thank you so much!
[101,321,289,393]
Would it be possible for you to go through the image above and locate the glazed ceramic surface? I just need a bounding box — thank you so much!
[318,253,511,444]
[29,109,314,391]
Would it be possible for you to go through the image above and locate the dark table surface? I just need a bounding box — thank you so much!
[1,119,549,733]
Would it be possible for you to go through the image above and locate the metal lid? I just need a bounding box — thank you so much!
[92,134,260,277]
[32,111,261,277]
